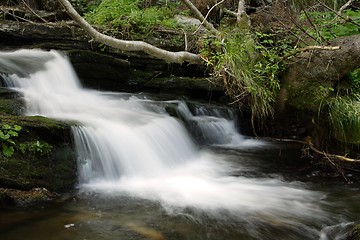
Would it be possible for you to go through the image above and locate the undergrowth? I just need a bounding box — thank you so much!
[326,68,360,144]
[199,27,293,122]
[301,9,360,42]
[84,0,181,38]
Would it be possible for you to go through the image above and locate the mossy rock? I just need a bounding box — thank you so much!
[144,76,225,101]
[0,115,77,193]
[0,187,58,207]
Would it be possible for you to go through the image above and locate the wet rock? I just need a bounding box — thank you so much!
[347,224,360,240]
[0,187,57,207]
[0,97,77,193]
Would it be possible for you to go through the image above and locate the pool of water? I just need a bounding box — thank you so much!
[1,145,359,240]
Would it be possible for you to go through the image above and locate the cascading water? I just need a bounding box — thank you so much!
[175,101,264,147]
[1,49,338,239]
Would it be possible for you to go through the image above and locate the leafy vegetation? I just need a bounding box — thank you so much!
[0,124,52,158]
[85,0,181,37]
[0,124,21,158]
[324,68,360,144]
[200,27,294,121]
[19,141,53,156]
[327,95,360,144]
[288,0,354,12]
[301,9,360,42]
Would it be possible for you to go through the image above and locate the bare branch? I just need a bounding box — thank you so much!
[193,0,224,34]
[202,0,224,26]
[282,45,341,60]
[319,1,360,28]
[223,8,237,17]
[57,0,202,65]
[21,0,48,23]
[266,137,360,163]
[180,0,217,32]
[237,0,246,22]
[338,0,355,15]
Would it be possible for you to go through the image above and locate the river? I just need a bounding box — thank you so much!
[0,49,359,240]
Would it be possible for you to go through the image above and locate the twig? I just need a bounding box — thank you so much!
[223,8,237,17]
[288,14,321,44]
[338,0,355,15]
[193,0,224,34]
[303,10,327,43]
[1,9,35,23]
[323,154,350,183]
[182,29,188,51]
[237,0,246,23]
[282,45,341,60]
[180,0,217,32]
[21,0,48,23]
[266,137,360,163]
[319,1,360,28]
[270,15,308,46]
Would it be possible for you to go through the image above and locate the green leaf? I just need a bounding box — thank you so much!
[0,131,6,140]
[1,134,10,140]
[7,130,18,137]
[13,125,22,131]
[2,145,14,158]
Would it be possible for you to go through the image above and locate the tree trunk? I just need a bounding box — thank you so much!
[57,0,202,65]
[279,34,360,112]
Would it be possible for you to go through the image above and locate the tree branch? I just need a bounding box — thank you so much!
[268,137,360,163]
[338,0,355,15]
[21,0,48,23]
[180,0,217,32]
[282,45,341,60]
[57,0,202,65]
[237,0,246,22]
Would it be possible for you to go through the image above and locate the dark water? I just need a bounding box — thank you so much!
[1,145,360,240]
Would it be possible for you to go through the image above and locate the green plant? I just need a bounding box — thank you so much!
[350,68,360,88]
[19,141,52,156]
[200,28,286,121]
[85,0,180,37]
[301,9,360,42]
[327,95,360,144]
[70,0,101,14]
[0,124,22,158]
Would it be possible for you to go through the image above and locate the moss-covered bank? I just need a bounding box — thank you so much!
[0,88,76,207]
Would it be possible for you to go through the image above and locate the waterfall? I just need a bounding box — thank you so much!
[175,101,264,147]
[0,49,328,223]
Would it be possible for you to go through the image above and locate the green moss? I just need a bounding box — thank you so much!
[285,80,334,112]
[85,0,181,38]
[0,99,25,115]
[0,114,76,192]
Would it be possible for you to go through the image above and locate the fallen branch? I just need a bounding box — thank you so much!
[338,0,355,15]
[180,0,217,32]
[237,0,246,23]
[193,0,224,34]
[282,45,341,60]
[57,0,202,65]
[266,137,360,163]
[223,8,237,17]
[319,1,360,28]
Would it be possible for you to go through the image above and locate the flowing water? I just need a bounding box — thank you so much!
[0,49,359,240]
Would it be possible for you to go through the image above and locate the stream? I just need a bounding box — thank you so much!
[0,49,359,240]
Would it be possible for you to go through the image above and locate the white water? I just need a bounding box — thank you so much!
[1,49,328,224]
